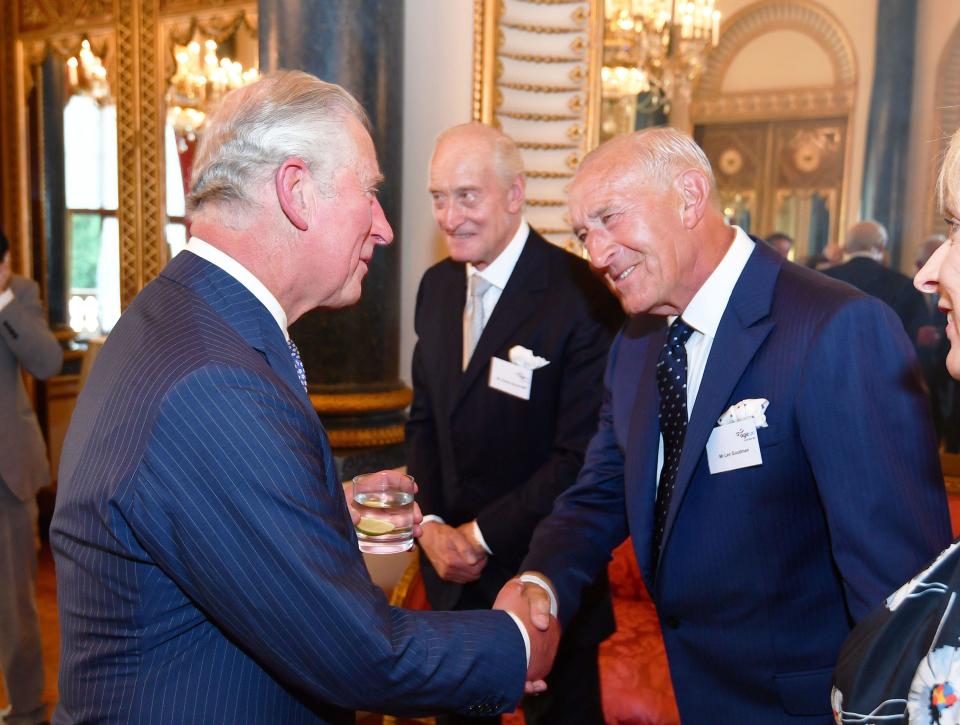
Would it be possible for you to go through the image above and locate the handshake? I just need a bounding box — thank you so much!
[492,574,561,694]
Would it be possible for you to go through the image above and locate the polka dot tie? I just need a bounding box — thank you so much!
[651,317,695,575]
[287,337,308,392]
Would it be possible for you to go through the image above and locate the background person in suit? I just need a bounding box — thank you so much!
[406,122,622,725]
[513,127,950,723]
[51,71,558,725]
[824,220,929,344]
[765,231,794,259]
[0,229,61,725]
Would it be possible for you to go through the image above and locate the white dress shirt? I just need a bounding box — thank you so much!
[462,218,530,358]
[0,287,13,312]
[185,237,290,340]
[655,226,755,483]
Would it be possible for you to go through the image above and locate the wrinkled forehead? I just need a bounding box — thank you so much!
[430,141,499,187]
[569,161,658,217]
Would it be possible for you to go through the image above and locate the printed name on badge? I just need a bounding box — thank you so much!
[705,418,763,474]
[489,356,533,400]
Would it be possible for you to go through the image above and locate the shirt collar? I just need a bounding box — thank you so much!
[675,226,755,339]
[466,218,530,289]
[185,236,290,340]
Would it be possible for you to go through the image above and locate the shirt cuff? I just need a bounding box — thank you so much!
[505,611,530,666]
[519,574,558,618]
[421,515,445,526]
[0,288,13,312]
[470,520,493,555]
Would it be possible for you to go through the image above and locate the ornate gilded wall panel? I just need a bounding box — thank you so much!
[1,1,23,272]
[18,0,113,34]
[473,0,600,251]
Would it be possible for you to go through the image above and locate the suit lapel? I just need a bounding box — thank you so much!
[162,252,314,414]
[454,232,549,408]
[655,243,781,573]
[438,263,468,415]
[626,322,669,584]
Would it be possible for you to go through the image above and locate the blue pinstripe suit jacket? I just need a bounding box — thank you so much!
[51,252,525,724]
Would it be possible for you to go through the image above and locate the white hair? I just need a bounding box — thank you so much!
[581,127,717,193]
[940,128,960,214]
[188,70,369,214]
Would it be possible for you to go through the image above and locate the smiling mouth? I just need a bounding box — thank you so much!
[615,265,637,282]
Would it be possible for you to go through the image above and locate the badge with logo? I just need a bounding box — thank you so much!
[705,398,769,474]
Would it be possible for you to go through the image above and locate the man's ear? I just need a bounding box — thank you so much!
[276,158,310,231]
[676,169,710,230]
[506,174,526,214]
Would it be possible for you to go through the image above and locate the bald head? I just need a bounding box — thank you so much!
[578,127,718,200]
[843,221,888,259]
[432,122,524,189]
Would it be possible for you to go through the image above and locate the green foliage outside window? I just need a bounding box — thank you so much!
[70,213,102,290]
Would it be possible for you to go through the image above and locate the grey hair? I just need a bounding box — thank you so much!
[939,128,960,214]
[434,122,525,188]
[188,70,369,214]
[844,220,888,254]
[581,127,716,194]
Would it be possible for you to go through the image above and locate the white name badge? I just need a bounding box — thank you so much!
[705,419,763,474]
[488,356,533,400]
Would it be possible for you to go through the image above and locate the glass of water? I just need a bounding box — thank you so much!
[352,471,416,554]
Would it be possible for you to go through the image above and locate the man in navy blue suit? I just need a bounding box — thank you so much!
[51,71,558,724]
[514,128,951,723]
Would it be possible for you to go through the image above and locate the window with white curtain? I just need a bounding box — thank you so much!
[63,94,120,335]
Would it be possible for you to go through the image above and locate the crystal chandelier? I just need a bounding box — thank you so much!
[66,39,110,103]
[166,38,259,139]
[602,0,720,112]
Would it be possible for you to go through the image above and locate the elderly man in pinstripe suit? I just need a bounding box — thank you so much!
[51,71,558,725]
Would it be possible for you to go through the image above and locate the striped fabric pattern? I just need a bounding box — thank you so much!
[51,252,525,724]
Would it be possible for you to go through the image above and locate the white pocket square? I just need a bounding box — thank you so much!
[508,345,550,370]
[717,398,769,428]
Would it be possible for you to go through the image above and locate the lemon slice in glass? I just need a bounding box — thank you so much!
[357,517,396,536]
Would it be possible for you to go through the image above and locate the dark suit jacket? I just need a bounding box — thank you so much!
[825,256,928,342]
[523,242,951,723]
[51,251,526,725]
[405,229,621,645]
[0,275,62,500]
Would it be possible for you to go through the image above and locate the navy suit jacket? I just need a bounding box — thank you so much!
[523,241,951,723]
[51,252,525,724]
[406,229,620,644]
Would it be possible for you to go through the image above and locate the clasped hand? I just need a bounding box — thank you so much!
[493,576,560,695]
[418,521,487,583]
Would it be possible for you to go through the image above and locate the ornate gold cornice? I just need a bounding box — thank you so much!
[17,0,113,35]
[696,0,857,115]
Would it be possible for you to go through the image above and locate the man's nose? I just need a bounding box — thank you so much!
[371,196,393,245]
[442,201,465,231]
[585,230,616,270]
